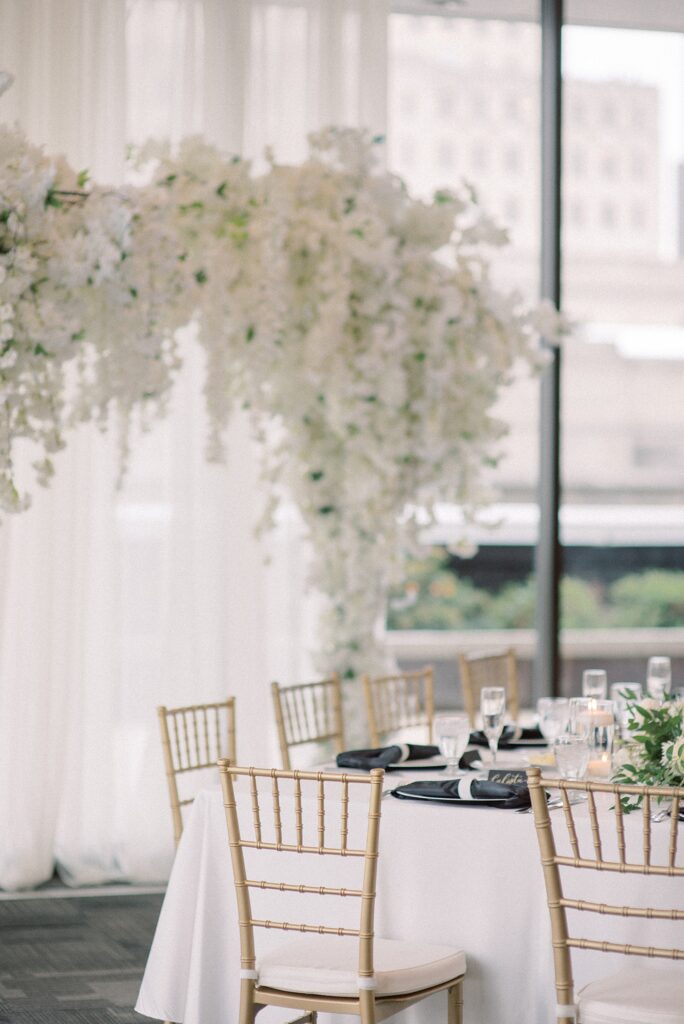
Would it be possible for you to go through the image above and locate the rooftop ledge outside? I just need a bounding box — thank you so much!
[384,627,684,660]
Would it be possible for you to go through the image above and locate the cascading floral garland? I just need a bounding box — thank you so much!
[0,80,561,678]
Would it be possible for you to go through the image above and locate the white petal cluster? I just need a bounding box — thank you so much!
[0,120,564,678]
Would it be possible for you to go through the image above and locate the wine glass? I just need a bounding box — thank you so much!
[537,697,569,743]
[480,686,506,764]
[434,713,471,777]
[582,669,607,700]
[647,657,671,700]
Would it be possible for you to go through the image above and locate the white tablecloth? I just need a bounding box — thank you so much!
[136,773,682,1024]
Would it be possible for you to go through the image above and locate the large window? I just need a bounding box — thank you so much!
[558,22,684,693]
[386,4,684,703]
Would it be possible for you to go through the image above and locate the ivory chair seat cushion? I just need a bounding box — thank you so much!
[578,966,684,1024]
[257,934,466,998]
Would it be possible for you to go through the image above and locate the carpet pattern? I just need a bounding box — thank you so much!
[0,894,164,1023]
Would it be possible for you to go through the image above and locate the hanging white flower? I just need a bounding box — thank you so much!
[0,105,565,678]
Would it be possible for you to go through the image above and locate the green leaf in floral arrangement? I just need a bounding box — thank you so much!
[216,181,228,198]
[33,343,52,357]
[245,325,255,342]
[76,169,90,189]
[45,191,62,209]
[309,470,324,481]
[414,351,426,362]
[195,269,208,285]
[71,329,86,342]
[318,505,335,515]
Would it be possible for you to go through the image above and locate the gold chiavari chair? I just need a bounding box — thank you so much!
[362,667,434,748]
[458,649,519,728]
[158,698,236,845]
[219,761,466,1024]
[271,676,344,769]
[527,767,684,1024]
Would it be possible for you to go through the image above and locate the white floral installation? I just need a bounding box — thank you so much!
[0,77,562,679]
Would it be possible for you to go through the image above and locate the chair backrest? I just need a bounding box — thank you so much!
[271,676,344,769]
[158,698,236,845]
[527,767,684,1022]
[219,762,384,989]
[362,666,434,747]
[458,649,519,727]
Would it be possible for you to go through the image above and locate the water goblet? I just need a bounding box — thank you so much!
[582,669,607,700]
[554,734,590,780]
[568,697,593,739]
[434,713,471,778]
[647,657,672,701]
[537,697,569,743]
[481,686,506,765]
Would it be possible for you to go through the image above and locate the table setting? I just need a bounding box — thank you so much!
[136,665,684,1024]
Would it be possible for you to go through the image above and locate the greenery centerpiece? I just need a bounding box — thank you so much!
[612,698,684,811]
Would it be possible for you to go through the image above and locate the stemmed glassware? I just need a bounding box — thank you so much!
[434,713,471,778]
[480,686,506,764]
[582,669,608,700]
[537,697,569,743]
[647,657,672,701]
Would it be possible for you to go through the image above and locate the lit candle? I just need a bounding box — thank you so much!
[587,755,612,778]
[581,710,614,727]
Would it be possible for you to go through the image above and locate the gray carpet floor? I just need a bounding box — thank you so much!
[0,893,164,1023]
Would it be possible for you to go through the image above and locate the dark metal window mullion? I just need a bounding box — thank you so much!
[534,0,564,699]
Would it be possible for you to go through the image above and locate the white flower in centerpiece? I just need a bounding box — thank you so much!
[661,735,684,778]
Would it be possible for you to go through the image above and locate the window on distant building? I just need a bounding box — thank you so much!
[504,196,520,224]
[632,151,646,179]
[602,101,617,127]
[569,199,584,226]
[602,155,617,179]
[570,147,585,176]
[601,201,617,228]
[437,90,453,119]
[401,91,417,117]
[631,202,646,230]
[503,145,520,173]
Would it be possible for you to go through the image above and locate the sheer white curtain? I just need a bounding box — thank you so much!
[0,0,388,891]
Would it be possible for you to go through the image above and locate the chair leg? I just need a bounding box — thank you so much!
[360,989,376,1024]
[447,979,463,1024]
[239,979,257,1024]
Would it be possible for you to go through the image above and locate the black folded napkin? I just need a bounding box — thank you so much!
[390,777,531,810]
[336,743,440,770]
[469,724,546,749]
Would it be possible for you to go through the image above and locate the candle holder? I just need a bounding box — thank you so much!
[580,698,615,777]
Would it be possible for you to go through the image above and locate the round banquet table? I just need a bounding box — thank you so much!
[135,768,683,1024]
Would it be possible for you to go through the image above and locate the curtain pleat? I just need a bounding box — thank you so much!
[0,0,388,891]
